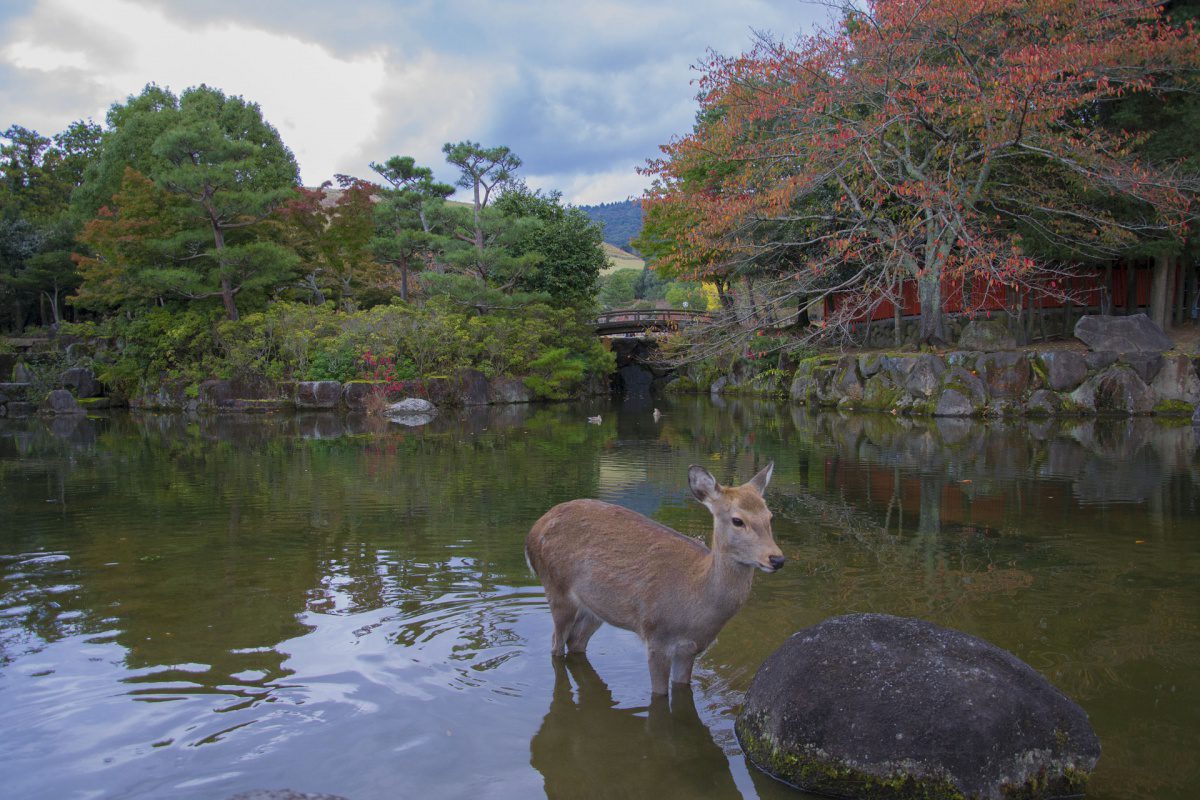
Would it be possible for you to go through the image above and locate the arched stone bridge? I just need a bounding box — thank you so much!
[594,309,711,337]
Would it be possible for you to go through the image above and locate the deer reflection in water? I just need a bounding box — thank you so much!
[530,655,741,800]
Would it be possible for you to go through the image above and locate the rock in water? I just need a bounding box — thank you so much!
[1074,313,1172,353]
[42,389,85,415]
[385,397,435,414]
[736,614,1100,800]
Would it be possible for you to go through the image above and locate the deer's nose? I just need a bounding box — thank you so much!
[768,555,786,571]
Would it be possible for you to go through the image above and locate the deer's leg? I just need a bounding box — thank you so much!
[647,643,672,695]
[566,607,602,654]
[547,595,579,656]
[670,640,700,685]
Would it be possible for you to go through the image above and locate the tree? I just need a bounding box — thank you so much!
[598,268,640,309]
[74,84,301,320]
[644,0,1200,342]
[1097,0,1200,329]
[441,140,521,281]
[73,168,184,312]
[277,176,384,308]
[370,156,454,302]
[493,185,606,304]
[0,120,101,328]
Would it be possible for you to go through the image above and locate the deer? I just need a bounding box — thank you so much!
[525,463,783,695]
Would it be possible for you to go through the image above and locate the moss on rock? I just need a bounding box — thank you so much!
[1153,398,1194,416]
[736,713,967,800]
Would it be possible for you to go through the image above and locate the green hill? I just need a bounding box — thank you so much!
[602,242,644,275]
[579,199,643,253]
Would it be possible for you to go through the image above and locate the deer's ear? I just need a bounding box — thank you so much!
[747,462,774,496]
[688,465,721,506]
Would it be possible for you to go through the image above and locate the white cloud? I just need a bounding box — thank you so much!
[1,0,388,185]
[0,0,835,202]
[532,169,650,207]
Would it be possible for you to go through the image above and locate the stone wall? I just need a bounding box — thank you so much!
[129,370,542,413]
[787,349,1200,418]
[1,368,552,418]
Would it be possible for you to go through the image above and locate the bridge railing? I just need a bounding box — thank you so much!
[594,309,712,333]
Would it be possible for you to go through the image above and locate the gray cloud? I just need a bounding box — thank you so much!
[3,0,833,202]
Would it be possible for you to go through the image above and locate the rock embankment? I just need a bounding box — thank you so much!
[788,348,1199,417]
[131,370,538,413]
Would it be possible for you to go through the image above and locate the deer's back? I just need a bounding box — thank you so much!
[526,499,711,631]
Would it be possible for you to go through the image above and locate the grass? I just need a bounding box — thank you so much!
[601,243,644,275]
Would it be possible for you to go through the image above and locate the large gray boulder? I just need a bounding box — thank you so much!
[1025,389,1065,417]
[1119,351,1164,383]
[488,376,533,404]
[736,614,1100,800]
[1069,366,1157,415]
[295,380,342,409]
[934,366,987,417]
[1074,313,1173,353]
[832,356,865,402]
[1093,367,1156,415]
[41,389,85,415]
[456,368,491,406]
[384,397,437,426]
[1151,354,1200,405]
[902,354,946,399]
[958,319,1017,351]
[60,366,101,398]
[386,397,435,414]
[934,388,976,417]
[1038,351,1087,392]
[341,381,383,411]
[976,351,1029,399]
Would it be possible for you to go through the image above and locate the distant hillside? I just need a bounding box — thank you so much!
[602,242,644,275]
[579,199,643,253]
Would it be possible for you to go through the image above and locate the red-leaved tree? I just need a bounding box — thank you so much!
[644,0,1200,344]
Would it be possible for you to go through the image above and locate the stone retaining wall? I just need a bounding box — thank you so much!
[129,370,539,414]
[2,368,548,418]
[787,349,1200,418]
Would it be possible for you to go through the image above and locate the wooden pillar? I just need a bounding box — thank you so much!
[1150,253,1172,330]
[1126,264,1138,315]
[893,287,902,347]
[1173,257,1186,326]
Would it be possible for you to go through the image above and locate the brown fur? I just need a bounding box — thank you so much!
[525,463,783,694]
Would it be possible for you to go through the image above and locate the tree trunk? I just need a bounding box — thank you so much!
[745,275,761,325]
[917,272,945,342]
[209,214,240,321]
[220,275,239,321]
[717,280,734,311]
[400,254,409,302]
[1102,264,1113,315]
[44,289,61,326]
[1150,253,1171,331]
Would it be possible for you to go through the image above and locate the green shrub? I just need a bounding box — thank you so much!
[65,294,613,399]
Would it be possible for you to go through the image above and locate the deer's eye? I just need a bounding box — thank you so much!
[731,517,745,528]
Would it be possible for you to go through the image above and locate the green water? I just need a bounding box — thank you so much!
[1,399,1197,800]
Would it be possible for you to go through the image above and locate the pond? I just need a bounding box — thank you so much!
[1,399,1197,800]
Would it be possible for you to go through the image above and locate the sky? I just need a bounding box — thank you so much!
[0,0,832,205]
